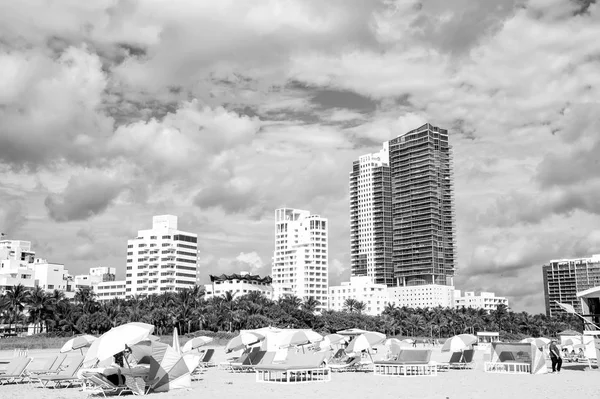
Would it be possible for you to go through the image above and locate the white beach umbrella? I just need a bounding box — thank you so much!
[225,331,265,353]
[279,330,323,348]
[60,335,97,354]
[84,322,155,365]
[337,328,370,336]
[323,334,348,346]
[345,332,386,353]
[182,336,214,353]
[520,337,551,347]
[402,338,415,344]
[441,334,477,352]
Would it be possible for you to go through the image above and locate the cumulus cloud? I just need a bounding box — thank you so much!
[44,172,125,222]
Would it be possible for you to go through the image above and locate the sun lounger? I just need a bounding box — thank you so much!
[438,350,476,371]
[374,349,436,377]
[27,354,68,377]
[81,371,133,397]
[219,348,252,370]
[200,349,215,367]
[231,349,268,373]
[329,356,365,372]
[0,357,33,384]
[36,355,85,388]
[255,352,330,383]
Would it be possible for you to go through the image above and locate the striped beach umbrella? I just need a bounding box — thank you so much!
[441,334,477,352]
[279,330,323,348]
[60,335,97,354]
[225,331,265,353]
[345,332,386,353]
[182,336,213,353]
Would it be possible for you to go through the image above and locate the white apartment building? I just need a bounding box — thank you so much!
[204,272,273,300]
[271,208,329,312]
[126,215,199,295]
[329,276,388,315]
[95,280,127,302]
[454,290,509,312]
[0,240,72,294]
[388,284,455,309]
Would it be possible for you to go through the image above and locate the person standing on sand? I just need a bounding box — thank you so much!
[549,339,562,373]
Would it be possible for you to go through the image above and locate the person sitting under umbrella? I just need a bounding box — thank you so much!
[105,347,132,386]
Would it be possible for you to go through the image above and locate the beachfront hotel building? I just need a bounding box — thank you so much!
[388,123,456,287]
[349,145,394,286]
[388,284,455,309]
[271,208,329,312]
[204,272,273,300]
[126,215,199,295]
[329,276,389,315]
[454,290,509,312]
[543,254,600,317]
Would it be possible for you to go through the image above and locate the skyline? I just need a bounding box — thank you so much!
[1,1,600,313]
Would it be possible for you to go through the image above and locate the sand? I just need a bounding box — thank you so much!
[1,346,599,399]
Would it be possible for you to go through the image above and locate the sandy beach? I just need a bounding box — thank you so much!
[1,346,599,399]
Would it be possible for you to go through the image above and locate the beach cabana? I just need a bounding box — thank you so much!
[484,342,547,374]
[373,349,436,377]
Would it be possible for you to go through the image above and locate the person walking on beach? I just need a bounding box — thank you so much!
[549,339,562,373]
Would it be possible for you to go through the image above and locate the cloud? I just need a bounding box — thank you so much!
[44,172,125,222]
[0,199,27,237]
[235,252,265,270]
[0,46,113,169]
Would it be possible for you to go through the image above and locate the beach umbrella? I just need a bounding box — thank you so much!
[130,340,190,392]
[84,322,155,365]
[520,337,551,347]
[323,334,348,346]
[225,331,265,353]
[402,338,415,344]
[441,334,477,352]
[563,337,583,346]
[60,335,97,354]
[182,336,213,353]
[345,332,386,353]
[279,330,323,348]
[173,327,181,354]
[337,328,370,336]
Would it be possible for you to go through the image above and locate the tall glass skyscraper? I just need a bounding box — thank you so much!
[350,123,456,288]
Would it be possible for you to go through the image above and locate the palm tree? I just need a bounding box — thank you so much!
[343,298,358,313]
[27,286,51,334]
[5,284,30,334]
[354,301,366,314]
[301,297,321,313]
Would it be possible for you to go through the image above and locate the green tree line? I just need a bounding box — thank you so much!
[0,284,583,340]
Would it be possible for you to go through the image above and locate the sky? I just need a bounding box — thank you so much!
[1,0,600,314]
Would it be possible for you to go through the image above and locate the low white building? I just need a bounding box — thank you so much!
[388,284,455,309]
[329,276,388,315]
[95,280,127,302]
[454,290,509,312]
[204,272,273,300]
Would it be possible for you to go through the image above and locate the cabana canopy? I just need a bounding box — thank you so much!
[489,342,547,374]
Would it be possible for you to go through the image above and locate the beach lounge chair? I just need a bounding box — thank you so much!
[255,351,330,383]
[0,357,33,384]
[438,350,476,371]
[374,349,436,377]
[27,354,68,377]
[219,347,251,370]
[231,349,268,373]
[200,349,215,367]
[36,354,85,388]
[81,371,133,397]
[329,356,364,372]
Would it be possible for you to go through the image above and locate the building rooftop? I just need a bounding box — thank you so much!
[209,273,272,284]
